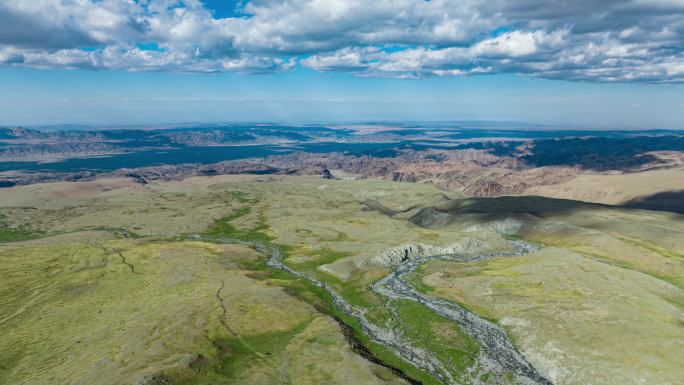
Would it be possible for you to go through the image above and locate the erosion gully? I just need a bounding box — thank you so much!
[190,234,552,385]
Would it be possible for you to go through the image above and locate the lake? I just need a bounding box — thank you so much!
[0,141,453,173]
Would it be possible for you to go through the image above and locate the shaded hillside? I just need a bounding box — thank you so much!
[623,190,684,214]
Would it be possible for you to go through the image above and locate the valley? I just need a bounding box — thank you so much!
[3,0,684,383]
[1,175,682,385]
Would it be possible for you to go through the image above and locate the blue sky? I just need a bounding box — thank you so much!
[1,1,684,128]
[2,66,682,128]
[201,0,246,18]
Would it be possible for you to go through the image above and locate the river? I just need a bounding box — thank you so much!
[189,233,552,385]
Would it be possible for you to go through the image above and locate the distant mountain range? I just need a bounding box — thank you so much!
[2,124,684,214]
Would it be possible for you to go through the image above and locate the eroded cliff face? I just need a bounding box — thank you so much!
[365,238,491,267]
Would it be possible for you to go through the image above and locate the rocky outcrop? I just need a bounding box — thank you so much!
[367,238,489,267]
[124,173,149,185]
[464,178,529,198]
[321,168,336,179]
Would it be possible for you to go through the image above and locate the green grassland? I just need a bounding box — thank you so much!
[1,175,683,385]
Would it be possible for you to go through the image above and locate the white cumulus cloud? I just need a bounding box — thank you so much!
[0,0,682,81]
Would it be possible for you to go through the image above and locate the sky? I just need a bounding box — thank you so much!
[1,0,684,128]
